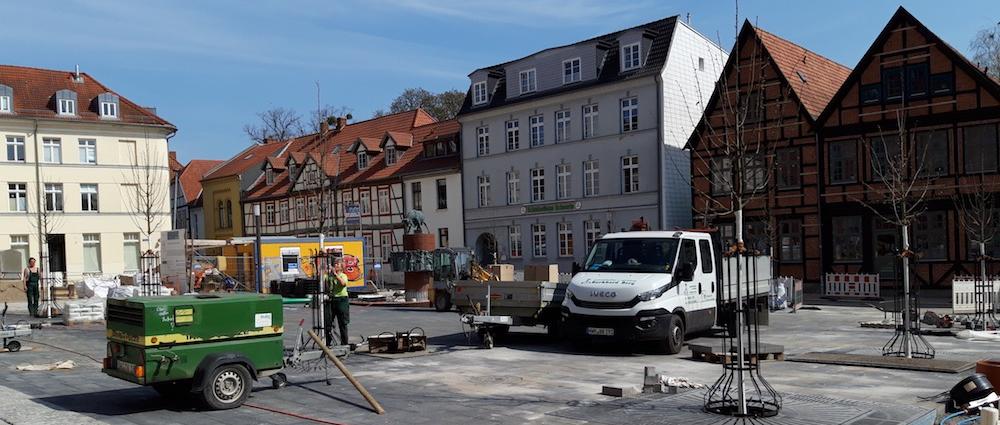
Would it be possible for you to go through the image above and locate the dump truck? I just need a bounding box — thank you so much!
[103,293,284,409]
[561,230,771,354]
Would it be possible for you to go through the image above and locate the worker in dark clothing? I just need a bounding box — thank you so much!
[323,259,351,347]
[21,257,40,317]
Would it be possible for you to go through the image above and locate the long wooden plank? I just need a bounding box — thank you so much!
[306,330,386,414]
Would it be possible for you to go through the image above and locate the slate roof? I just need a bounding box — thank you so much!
[0,64,173,128]
[457,16,679,115]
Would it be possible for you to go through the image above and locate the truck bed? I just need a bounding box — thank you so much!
[452,280,566,323]
[718,255,772,304]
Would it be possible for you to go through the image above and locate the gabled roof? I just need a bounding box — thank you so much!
[753,26,852,120]
[179,159,223,204]
[457,16,681,115]
[349,137,382,154]
[202,140,289,181]
[817,6,1000,125]
[0,64,173,128]
[265,156,285,170]
[382,131,413,148]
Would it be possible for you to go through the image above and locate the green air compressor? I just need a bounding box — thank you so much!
[102,293,284,409]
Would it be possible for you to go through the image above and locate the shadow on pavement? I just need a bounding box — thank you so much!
[37,387,200,416]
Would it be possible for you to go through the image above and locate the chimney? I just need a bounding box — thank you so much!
[73,65,83,83]
[263,137,274,144]
[320,120,329,134]
[336,116,348,131]
[169,151,177,162]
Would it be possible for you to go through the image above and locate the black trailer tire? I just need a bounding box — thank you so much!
[652,314,685,355]
[153,379,193,398]
[434,292,453,312]
[201,364,251,410]
[5,340,20,353]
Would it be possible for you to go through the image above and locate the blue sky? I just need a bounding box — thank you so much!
[6,1,999,162]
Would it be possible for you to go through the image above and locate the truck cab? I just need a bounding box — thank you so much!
[561,230,758,354]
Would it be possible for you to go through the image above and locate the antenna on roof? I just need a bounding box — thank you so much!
[686,13,691,24]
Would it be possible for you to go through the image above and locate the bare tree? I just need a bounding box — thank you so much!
[122,132,170,254]
[954,172,999,329]
[309,104,353,133]
[971,21,1000,80]
[243,107,305,143]
[28,170,64,272]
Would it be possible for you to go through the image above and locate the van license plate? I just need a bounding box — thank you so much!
[586,327,614,336]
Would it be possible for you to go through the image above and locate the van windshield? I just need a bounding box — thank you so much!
[584,238,679,273]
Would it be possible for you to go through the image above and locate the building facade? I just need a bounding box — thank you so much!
[458,16,725,269]
[689,22,851,282]
[170,158,222,239]
[0,65,174,279]
[817,7,1000,287]
[242,111,463,273]
[200,140,288,239]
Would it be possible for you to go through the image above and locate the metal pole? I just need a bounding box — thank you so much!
[901,224,911,359]
[734,209,747,415]
[254,205,263,293]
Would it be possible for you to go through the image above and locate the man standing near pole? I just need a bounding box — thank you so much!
[324,259,350,347]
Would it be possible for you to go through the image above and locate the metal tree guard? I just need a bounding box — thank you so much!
[970,247,999,331]
[704,243,781,418]
[139,251,161,296]
[882,240,934,359]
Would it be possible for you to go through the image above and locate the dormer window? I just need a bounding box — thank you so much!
[473,81,488,105]
[385,146,398,166]
[98,93,119,119]
[519,69,537,95]
[265,167,275,185]
[56,90,77,115]
[0,85,12,113]
[358,152,369,169]
[622,43,641,71]
[563,58,581,84]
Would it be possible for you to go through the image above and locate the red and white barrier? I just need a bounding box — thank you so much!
[824,273,881,299]
[952,276,1000,314]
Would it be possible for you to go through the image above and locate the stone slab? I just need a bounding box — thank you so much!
[788,352,976,373]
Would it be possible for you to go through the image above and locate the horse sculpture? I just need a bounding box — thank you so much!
[402,209,429,234]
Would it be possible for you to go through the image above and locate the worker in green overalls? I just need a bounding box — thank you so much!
[21,257,40,317]
[323,259,350,347]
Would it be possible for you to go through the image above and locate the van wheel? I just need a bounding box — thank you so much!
[202,364,251,410]
[652,315,684,355]
[434,292,452,312]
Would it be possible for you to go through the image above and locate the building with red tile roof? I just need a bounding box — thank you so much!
[243,109,463,266]
[0,64,175,279]
[170,159,223,239]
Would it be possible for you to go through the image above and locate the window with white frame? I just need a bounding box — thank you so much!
[99,93,119,118]
[56,90,76,115]
[556,163,571,199]
[42,138,61,163]
[506,120,520,151]
[0,96,10,113]
[6,136,25,162]
[563,58,581,84]
[621,97,638,132]
[622,43,641,70]
[296,198,305,220]
[80,184,99,212]
[123,233,140,272]
[622,155,639,193]
[359,191,371,215]
[44,183,63,211]
[584,220,602,252]
[385,146,397,165]
[477,126,490,156]
[508,225,522,258]
[478,175,490,207]
[529,115,544,147]
[558,222,574,257]
[280,201,289,223]
[380,232,392,261]
[506,171,520,204]
[532,224,546,257]
[583,159,599,197]
[583,104,598,139]
[555,110,570,142]
[473,81,488,105]
[82,233,102,272]
[265,203,275,225]
[8,183,27,212]
[357,152,369,169]
[378,188,390,214]
[10,235,28,265]
[531,168,545,202]
[308,196,318,218]
[79,139,97,164]
[0,85,11,113]
[519,69,537,94]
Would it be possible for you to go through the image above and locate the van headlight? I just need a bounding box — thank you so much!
[637,284,670,302]
[566,289,576,301]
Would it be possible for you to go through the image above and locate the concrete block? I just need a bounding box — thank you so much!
[601,385,640,398]
[488,264,514,281]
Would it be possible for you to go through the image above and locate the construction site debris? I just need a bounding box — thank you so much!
[601,385,640,398]
[16,360,75,371]
[63,299,105,322]
[957,330,1000,341]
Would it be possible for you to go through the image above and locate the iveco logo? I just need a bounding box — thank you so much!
[590,291,616,298]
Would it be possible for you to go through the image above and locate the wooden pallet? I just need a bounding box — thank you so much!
[689,342,785,364]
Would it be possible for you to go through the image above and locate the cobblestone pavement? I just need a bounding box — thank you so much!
[0,303,994,424]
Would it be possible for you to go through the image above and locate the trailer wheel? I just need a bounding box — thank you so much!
[5,340,20,353]
[434,292,453,312]
[202,364,251,410]
[652,315,685,355]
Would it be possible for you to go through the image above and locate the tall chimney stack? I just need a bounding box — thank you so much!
[336,116,348,131]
